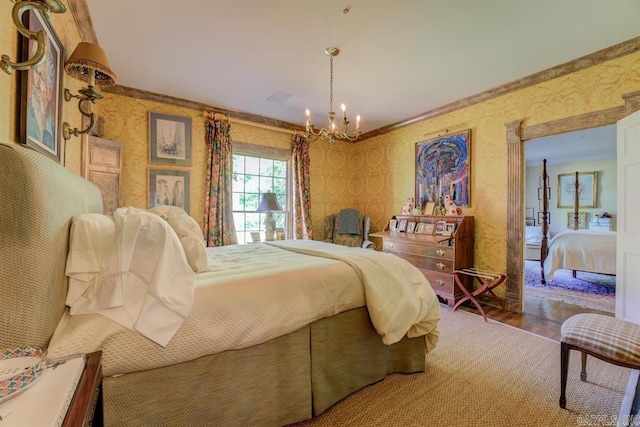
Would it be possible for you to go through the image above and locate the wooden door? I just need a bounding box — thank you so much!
[616,110,640,323]
[81,135,122,216]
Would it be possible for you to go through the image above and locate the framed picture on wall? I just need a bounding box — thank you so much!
[557,172,598,208]
[566,212,587,229]
[148,168,190,213]
[538,211,550,226]
[19,8,64,163]
[415,129,471,208]
[149,112,192,166]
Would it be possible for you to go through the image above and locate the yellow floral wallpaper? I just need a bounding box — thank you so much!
[354,52,640,272]
[2,4,640,278]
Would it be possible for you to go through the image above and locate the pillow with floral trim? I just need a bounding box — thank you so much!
[149,205,208,272]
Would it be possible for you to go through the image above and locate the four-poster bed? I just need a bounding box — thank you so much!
[538,159,616,284]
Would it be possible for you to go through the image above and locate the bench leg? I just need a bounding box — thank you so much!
[581,352,587,382]
[560,342,570,409]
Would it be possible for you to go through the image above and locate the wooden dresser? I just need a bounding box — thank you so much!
[371,215,474,307]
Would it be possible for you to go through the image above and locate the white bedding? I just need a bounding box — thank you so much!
[49,240,440,377]
[65,209,196,347]
[543,230,616,279]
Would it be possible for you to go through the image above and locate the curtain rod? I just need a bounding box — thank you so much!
[202,111,295,135]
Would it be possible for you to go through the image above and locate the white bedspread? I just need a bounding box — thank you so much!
[49,241,440,377]
[544,230,616,279]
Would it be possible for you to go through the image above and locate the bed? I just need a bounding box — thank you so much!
[0,142,441,426]
[538,160,616,282]
[543,229,617,280]
[525,226,546,261]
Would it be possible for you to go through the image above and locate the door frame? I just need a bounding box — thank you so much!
[503,90,640,313]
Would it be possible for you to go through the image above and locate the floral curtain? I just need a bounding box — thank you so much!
[292,132,312,239]
[203,117,237,246]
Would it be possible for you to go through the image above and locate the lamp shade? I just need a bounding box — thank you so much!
[256,193,283,212]
[64,42,116,87]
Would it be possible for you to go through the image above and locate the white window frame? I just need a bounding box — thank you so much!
[232,141,292,243]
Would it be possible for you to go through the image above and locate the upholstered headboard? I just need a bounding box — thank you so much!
[0,142,103,349]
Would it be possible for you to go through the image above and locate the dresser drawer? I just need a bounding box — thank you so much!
[419,269,454,294]
[387,251,453,273]
[383,240,452,259]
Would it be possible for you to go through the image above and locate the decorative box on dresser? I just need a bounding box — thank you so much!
[370,215,474,307]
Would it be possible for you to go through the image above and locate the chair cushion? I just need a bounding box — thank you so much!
[561,313,640,365]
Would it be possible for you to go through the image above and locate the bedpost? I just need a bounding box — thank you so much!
[573,172,580,230]
[540,159,549,284]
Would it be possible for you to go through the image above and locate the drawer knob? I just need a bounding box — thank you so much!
[436,249,445,256]
[386,243,393,249]
[436,262,445,270]
[436,279,445,286]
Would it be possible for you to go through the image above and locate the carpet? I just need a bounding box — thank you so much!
[291,307,632,427]
[524,260,615,313]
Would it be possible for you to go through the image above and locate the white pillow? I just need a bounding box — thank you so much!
[148,205,208,272]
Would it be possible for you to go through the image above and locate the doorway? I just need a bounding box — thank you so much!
[503,90,640,315]
[523,126,616,313]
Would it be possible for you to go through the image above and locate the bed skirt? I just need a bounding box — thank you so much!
[104,307,426,426]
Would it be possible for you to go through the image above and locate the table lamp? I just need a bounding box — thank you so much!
[256,193,283,241]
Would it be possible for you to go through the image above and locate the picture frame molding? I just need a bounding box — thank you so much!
[19,9,64,162]
[149,111,192,166]
[148,168,191,213]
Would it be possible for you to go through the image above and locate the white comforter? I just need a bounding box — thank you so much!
[49,240,440,377]
[544,230,616,279]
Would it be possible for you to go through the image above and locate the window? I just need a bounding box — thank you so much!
[232,144,290,244]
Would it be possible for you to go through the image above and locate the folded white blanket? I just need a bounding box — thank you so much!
[268,240,441,350]
[65,208,196,347]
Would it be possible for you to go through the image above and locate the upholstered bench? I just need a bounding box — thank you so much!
[560,313,640,409]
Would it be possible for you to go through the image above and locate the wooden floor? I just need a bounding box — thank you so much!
[455,293,613,341]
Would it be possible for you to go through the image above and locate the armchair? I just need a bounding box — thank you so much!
[323,208,376,249]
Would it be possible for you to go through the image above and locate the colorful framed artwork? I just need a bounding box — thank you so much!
[557,172,598,208]
[19,9,64,162]
[149,112,192,166]
[415,129,471,208]
[148,168,190,213]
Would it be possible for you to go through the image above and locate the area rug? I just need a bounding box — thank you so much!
[524,260,615,313]
[291,308,631,426]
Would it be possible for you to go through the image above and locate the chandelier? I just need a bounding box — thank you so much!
[305,47,361,143]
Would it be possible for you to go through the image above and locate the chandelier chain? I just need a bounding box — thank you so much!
[329,54,334,113]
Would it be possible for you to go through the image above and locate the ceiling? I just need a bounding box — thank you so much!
[525,125,617,167]
[86,0,640,136]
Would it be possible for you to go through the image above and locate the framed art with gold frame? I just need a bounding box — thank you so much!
[19,9,64,163]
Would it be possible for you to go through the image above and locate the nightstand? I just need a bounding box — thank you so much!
[63,351,103,427]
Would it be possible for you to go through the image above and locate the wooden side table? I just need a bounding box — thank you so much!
[63,351,103,427]
[452,268,507,322]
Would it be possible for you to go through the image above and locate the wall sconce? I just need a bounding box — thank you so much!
[1,0,66,74]
[62,42,116,140]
